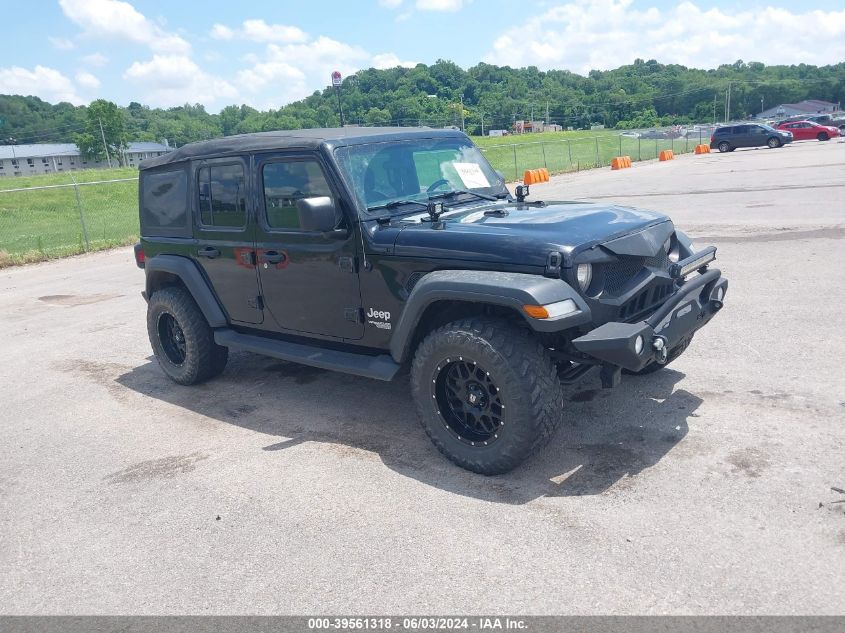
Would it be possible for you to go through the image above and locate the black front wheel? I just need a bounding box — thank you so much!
[817,132,830,141]
[147,286,228,385]
[411,317,564,475]
[767,137,781,148]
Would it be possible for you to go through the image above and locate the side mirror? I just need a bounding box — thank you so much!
[295,196,339,232]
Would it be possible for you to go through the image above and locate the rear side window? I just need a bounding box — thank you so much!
[140,168,189,237]
[197,163,246,228]
[733,126,750,134]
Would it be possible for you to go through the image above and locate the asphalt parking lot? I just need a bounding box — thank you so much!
[1,139,844,614]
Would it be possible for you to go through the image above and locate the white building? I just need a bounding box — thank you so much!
[0,141,171,177]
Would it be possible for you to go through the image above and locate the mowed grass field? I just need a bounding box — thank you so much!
[0,168,139,266]
[0,129,708,266]
[472,129,707,180]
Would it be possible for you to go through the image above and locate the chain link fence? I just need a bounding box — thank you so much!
[0,169,138,267]
[480,126,716,181]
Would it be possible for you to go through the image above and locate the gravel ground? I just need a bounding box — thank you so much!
[1,139,844,614]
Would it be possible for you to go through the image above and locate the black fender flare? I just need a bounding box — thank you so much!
[144,255,227,328]
[389,270,591,363]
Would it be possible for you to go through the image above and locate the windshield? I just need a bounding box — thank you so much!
[334,137,507,214]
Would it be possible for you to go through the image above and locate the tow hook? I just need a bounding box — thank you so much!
[653,336,669,363]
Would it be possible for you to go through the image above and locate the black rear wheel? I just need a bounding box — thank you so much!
[147,286,228,385]
[411,317,564,475]
[718,141,731,153]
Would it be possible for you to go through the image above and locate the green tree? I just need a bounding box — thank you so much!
[74,99,126,164]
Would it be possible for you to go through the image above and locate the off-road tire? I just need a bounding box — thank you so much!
[717,141,731,153]
[817,132,830,141]
[147,286,228,385]
[767,137,781,148]
[411,317,564,475]
[625,334,693,376]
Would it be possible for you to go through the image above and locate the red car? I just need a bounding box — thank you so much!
[777,120,841,141]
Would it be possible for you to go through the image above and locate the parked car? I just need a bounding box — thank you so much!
[134,127,728,474]
[775,114,845,131]
[638,129,668,139]
[710,124,792,152]
[776,120,841,142]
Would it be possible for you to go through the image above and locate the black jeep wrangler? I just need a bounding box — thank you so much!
[135,127,727,474]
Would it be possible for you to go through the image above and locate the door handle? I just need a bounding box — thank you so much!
[197,247,220,259]
[261,250,286,264]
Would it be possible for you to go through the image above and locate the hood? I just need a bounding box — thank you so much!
[380,200,672,267]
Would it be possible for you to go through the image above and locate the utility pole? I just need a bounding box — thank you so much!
[331,71,345,127]
[545,101,549,127]
[98,117,112,168]
[459,93,465,133]
[480,111,485,137]
[725,82,732,123]
[713,91,717,124]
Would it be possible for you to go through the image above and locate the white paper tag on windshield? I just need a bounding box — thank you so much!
[452,162,490,189]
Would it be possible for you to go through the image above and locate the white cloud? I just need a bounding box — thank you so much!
[372,53,418,69]
[81,52,109,67]
[48,36,76,50]
[75,71,101,90]
[123,55,237,107]
[416,0,470,11]
[484,1,845,73]
[236,37,370,108]
[379,0,403,7]
[235,36,421,109]
[210,24,234,40]
[210,19,308,43]
[0,65,83,104]
[59,0,190,54]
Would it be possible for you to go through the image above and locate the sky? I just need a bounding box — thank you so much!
[2,0,845,113]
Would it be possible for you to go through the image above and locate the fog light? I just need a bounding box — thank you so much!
[634,335,644,355]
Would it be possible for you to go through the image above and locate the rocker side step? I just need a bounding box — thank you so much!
[214,329,400,381]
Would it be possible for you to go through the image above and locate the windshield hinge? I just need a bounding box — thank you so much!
[545,251,562,277]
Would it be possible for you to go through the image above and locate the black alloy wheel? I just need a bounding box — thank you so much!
[157,312,187,366]
[434,358,504,446]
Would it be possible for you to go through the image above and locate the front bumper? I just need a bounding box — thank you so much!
[572,267,727,372]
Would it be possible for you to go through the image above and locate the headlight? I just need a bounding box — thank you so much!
[576,263,592,291]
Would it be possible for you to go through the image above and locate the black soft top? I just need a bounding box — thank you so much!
[139,127,467,170]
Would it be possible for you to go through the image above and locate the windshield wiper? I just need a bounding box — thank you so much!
[366,199,430,213]
[429,189,501,203]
